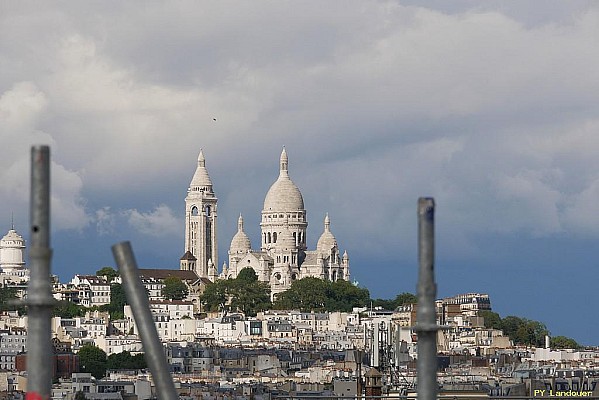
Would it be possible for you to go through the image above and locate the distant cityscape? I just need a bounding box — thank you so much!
[0,148,597,399]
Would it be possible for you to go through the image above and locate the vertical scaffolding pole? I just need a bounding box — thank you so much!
[27,146,54,400]
[416,198,438,400]
[112,241,178,400]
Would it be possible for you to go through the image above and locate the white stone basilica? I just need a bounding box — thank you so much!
[181,148,350,298]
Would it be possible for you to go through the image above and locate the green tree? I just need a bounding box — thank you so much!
[53,300,86,318]
[0,286,27,315]
[491,315,549,346]
[550,335,580,349]
[200,269,271,316]
[370,298,395,310]
[327,280,370,312]
[229,278,271,317]
[99,283,127,320]
[161,276,189,300]
[480,310,502,330]
[394,292,418,307]
[236,267,258,283]
[500,315,524,341]
[96,266,119,282]
[106,351,147,370]
[200,279,231,312]
[78,344,107,379]
[273,277,329,312]
[515,320,549,347]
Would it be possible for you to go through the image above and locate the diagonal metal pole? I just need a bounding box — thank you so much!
[27,146,55,400]
[112,241,178,400]
[415,197,439,400]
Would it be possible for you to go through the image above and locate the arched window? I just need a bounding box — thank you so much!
[273,232,277,243]
[204,205,211,216]
[268,232,271,243]
[191,206,199,216]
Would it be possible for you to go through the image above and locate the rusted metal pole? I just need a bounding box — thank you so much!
[111,241,178,400]
[416,197,438,400]
[27,146,55,400]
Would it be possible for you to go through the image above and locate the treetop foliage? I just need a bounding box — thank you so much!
[274,277,370,312]
[78,344,107,379]
[201,268,270,317]
[0,287,24,315]
[98,283,127,320]
[106,351,147,370]
[480,310,579,348]
[371,292,417,311]
[201,272,370,316]
[53,300,86,318]
[161,276,189,300]
[96,266,119,282]
[550,335,580,349]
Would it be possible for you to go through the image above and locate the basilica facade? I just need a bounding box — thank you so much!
[182,148,350,298]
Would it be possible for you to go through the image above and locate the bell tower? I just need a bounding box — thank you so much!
[184,150,218,278]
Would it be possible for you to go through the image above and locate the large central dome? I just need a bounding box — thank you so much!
[263,148,304,212]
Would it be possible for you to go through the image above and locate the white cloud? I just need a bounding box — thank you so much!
[0,82,89,231]
[0,81,48,129]
[563,177,599,234]
[95,207,116,235]
[124,204,181,237]
[2,2,599,252]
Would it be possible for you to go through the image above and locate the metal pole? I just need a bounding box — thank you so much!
[415,197,438,400]
[27,146,55,400]
[111,241,179,400]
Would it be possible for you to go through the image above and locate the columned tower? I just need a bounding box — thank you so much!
[184,150,218,278]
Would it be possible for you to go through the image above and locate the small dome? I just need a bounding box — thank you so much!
[189,149,213,191]
[230,214,251,252]
[263,148,304,212]
[317,214,337,251]
[1,229,25,246]
[0,228,26,269]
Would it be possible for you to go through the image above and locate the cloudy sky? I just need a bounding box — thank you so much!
[2,1,599,345]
